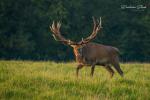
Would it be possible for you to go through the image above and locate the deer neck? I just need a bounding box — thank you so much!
[73,47,83,62]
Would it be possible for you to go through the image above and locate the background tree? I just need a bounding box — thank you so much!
[0,0,149,61]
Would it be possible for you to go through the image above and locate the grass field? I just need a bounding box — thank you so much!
[0,61,149,100]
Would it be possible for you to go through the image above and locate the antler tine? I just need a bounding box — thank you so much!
[92,17,97,32]
[57,21,61,30]
[50,21,58,40]
[52,34,58,41]
[50,21,55,33]
[99,17,102,28]
[52,21,55,30]
[95,17,102,32]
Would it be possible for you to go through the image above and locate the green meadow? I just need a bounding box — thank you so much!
[0,61,149,100]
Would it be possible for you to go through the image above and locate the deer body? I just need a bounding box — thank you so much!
[50,17,123,78]
[74,43,118,65]
[73,43,123,77]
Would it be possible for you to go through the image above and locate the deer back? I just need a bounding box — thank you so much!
[79,43,120,65]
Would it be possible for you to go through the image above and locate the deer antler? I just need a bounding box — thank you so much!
[78,17,102,45]
[50,21,76,45]
[50,17,102,46]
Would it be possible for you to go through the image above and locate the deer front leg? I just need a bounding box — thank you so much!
[91,64,95,77]
[76,64,83,77]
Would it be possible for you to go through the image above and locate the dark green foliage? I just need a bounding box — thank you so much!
[0,0,149,61]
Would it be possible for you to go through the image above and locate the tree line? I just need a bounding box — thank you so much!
[0,0,149,61]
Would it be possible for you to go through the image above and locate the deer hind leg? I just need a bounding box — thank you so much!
[91,64,95,77]
[112,62,123,77]
[104,65,114,78]
[76,64,83,77]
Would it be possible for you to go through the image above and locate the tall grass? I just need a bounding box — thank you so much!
[0,60,149,100]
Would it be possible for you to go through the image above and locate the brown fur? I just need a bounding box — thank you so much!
[72,42,123,78]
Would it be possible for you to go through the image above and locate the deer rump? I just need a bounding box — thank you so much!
[76,42,123,77]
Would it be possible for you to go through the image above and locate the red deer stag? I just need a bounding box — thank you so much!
[50,17,123,78]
